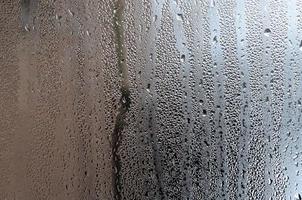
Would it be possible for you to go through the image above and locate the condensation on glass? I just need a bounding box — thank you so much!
[1,0,302,199]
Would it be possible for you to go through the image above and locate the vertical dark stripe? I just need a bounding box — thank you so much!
[112,0,130,199]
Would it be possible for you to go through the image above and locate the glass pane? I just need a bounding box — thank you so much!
[0,0,301,199]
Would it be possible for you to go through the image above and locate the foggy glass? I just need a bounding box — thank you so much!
[1,0,302,199]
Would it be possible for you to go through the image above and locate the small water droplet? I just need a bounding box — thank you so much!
[264,28,271,37]
[146,83,151,93]
[202,109,207,117]
[242,82,247,89]
[68,9,74,16]
[299,41,302,51]
[180,55,185,63]
[55,14,62,20]
[153,15,158,22]
[210,0,216,8]
[149,53,153,61]
[176,13,183,21]
[24,24,30,32]
[213,36,218,44]
[294,193,302,200]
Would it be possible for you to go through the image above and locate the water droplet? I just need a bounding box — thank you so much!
[213,36,218,44]
[153,15,158,22]
[68,9,74,16]
[24,24,30,32]
[264,28,271,37]
[149,53,153,61]
[146,83,151,93]
[210,0,216,8]
[55,14,62,20]
[294,193,302,200]
[199,99,203,106]
[176,13,183,21]
[180,55,185,63]
[299,41,302,51]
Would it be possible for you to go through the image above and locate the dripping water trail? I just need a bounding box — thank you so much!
[112,0,130,199]
[20,0,38,31]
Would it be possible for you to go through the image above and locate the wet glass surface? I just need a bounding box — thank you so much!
[1,0,302,199]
